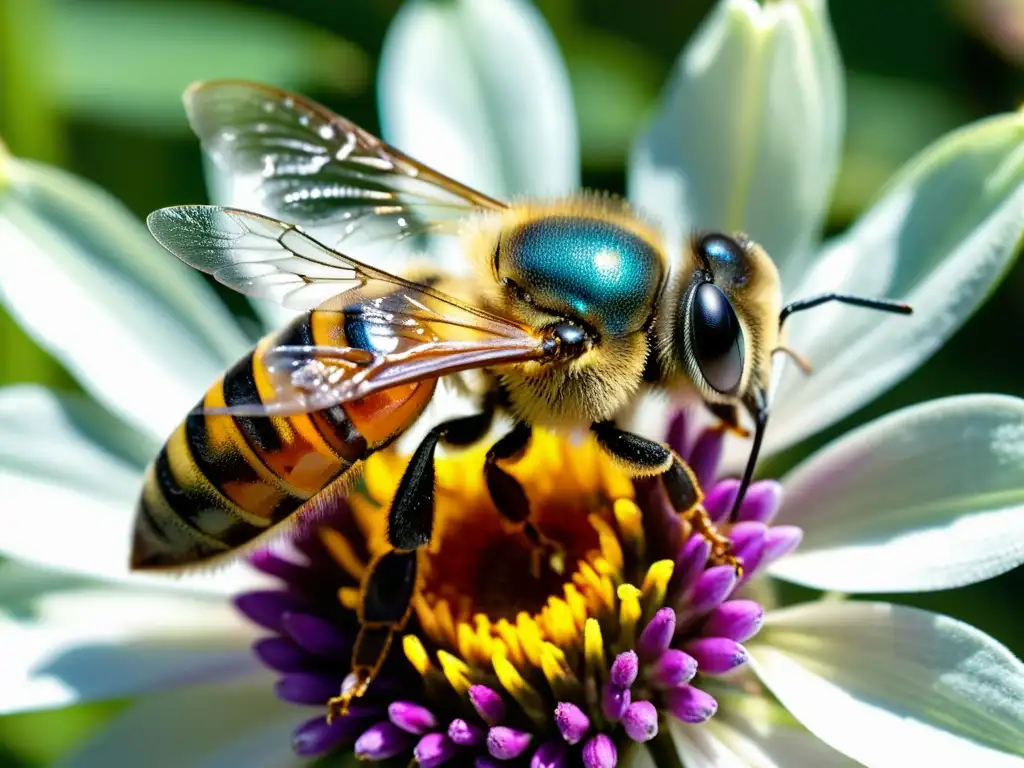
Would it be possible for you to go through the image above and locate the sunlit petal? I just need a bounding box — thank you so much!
[629,0,843,282]
[768,110,1024,455]
[1,587,259,714]
[378,0,579,200]
[0,385,266,594]
[750,601,1024,767]
[59,677,313,768]
[771,394,1024,592]
[667,696,860,767]
[0,155,249,438]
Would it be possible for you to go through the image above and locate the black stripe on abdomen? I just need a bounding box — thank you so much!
[131,463,232,569]
[153,446,268,547]
[223,351,282,453]
[184,410,305,525]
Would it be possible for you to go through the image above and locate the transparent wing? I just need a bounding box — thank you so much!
[186,79,507,250]
[217,336,548,417]
[204,283,550,417]
[148,205,367,309]
[147,205,530,317]
[147,205,550,413]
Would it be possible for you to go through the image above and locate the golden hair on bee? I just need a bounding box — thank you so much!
[460,193,669,426]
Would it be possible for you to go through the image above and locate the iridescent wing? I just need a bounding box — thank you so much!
[186,80,507,250]
[147,206,551,415]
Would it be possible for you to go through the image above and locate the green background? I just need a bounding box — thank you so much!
[0,0,1022,763]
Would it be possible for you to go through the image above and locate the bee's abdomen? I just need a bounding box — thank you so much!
[132,310,436,570]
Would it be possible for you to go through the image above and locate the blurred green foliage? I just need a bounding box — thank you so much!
[0,0,1022,764]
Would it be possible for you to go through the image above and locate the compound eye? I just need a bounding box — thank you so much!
[697,233,745,265]
[690,282,744,395]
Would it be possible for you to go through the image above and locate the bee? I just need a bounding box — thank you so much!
[135,81,911,711]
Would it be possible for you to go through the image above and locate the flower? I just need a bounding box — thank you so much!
[238,425,797,765]
[0,0,1023,765]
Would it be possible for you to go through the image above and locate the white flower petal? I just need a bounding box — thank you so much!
[378,0,579,200]
[60,677,311,768]
[629,0,843,283]
[0,385,267,594]
[0,587,258,714]
[0,156,249,438]
[750,601,1024,767]
[768,111,1024,454]
[771,394,1024,592]
[667,701,859,768]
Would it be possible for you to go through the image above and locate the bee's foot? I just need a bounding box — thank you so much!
[326,669,371,723]
[685,505,742,576]
[718,422,752,439]
[713,545,744,579]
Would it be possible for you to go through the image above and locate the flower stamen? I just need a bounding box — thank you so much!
[240,419,799,764]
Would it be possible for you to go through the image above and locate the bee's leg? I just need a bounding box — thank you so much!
[327,549,418,721]
[707,403,751,438]
[387,410,494,551]
[483,422,566,576]
[591,421,737,569]
[329,411,493,720]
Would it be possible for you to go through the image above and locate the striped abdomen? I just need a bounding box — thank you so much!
[131,309,437,570]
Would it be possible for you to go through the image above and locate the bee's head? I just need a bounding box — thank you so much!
[670,231,782,411]
[665,229,911,524]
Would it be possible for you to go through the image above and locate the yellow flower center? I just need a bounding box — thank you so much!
[317,429,677,696]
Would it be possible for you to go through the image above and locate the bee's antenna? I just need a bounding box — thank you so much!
[729,387,768,523]
[779,293,912,329]
[725,292,911,521]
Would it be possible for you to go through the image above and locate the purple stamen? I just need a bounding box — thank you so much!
[554,701,590,744]
[448,718,486,746]
[704,479,739,524]
[685,565,738,615]
[730,521,767,577]
[735,481,783,524]
[469,685,506,725]
[252,637,311,673]
[601,683,631,722]
[610,650,639,688]
[388,701,438,734]
[622,700,659,743]
[652,648,698,688]
[281,612,350,659]
[689,428,725,490]
[487,726,532,760]
[274,672,339,706]
[234,590,308,632]
[670,535,712,597]
[664,686,718,724]
[415,732,457,768]
[637,607,676,659]
[762,525,804,565]
[291,714,364,757]
[582,733,617,768]
[667,411,691,457]
[686,637,748,674]
[728,521,767,553]
[703,599,764,642]
[355,721,414,761]
[248,550,315,587]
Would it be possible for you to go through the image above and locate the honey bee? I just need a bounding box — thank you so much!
[135,81,911,709]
